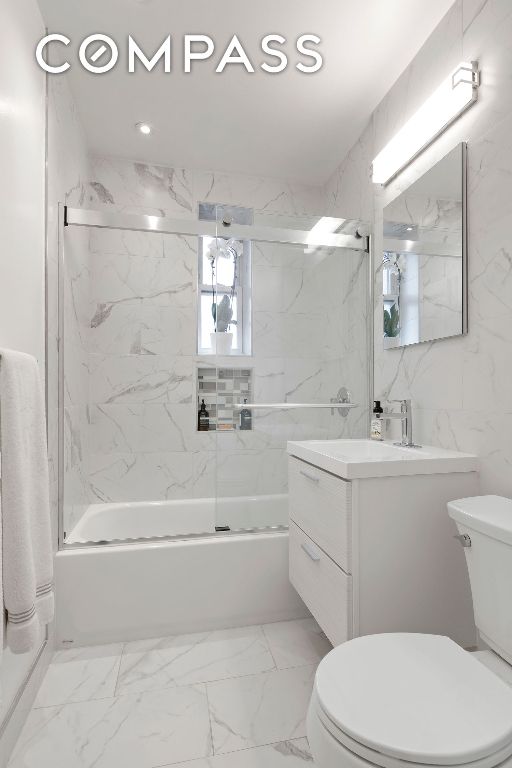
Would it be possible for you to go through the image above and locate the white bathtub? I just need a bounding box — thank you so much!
[56,495,307,646]
[66,494,288,544]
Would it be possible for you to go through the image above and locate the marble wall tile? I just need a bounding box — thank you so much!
[323,120,375,222]
[412,409,512,497]
[89,354,194,405]
[89,227,166,258]
[252,359,286,403]
[463,0,488,30]
[89,236,196,307]
[90,305,196,357]
[89,303,148,357]
[258,407,362,444]
[375,335,464,411]
[139,307,197,356]
[461,315,512,413]
[62,463,90,536]
[253,311,327,360]
[88,451,216,503]
[462,0,512,143]
[87,157,195,218]
[193,170,326,218]
[216,448,288,497]
[467,114,512,323]
[89,404,216,454]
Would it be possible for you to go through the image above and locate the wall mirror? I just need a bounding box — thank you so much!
[382,142,467,348]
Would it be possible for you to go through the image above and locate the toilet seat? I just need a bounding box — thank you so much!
[312,693,512,768]
[313,634,512,768]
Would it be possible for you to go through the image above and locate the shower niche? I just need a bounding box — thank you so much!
[197,366,253,431]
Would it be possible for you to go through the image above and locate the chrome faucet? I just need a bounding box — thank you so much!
[384,399,421,448]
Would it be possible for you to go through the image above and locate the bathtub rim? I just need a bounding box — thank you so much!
[62,522,289,550]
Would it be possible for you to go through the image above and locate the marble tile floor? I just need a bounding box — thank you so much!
[10,617,331,768]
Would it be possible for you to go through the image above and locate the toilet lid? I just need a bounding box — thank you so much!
[315,634,512,766]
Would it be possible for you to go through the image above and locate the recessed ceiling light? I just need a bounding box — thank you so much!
[136,122,152,135]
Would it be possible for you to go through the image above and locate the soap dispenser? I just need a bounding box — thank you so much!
[198,399,210,432]
[371,400,384,441]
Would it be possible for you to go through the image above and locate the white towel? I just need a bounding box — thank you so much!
[0,349,54,654]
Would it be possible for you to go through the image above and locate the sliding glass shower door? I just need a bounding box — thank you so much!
[210,209,370,533]
[58,206,370,547]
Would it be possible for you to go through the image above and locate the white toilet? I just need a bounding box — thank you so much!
[308,495,512,768]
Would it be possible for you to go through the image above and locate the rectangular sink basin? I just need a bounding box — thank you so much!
[287,439,478,479]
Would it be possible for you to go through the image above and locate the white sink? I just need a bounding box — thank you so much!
[287,439,478,479]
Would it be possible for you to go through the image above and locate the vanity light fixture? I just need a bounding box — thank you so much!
[372,61,479,185]
[135,122,152,135]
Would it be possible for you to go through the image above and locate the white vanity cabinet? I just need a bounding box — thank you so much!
[287,441,480,648]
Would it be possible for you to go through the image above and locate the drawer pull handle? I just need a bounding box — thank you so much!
[300,470,320,484]
[301,542,321,562]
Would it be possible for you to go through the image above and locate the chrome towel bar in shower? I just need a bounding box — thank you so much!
[233,403,357,409]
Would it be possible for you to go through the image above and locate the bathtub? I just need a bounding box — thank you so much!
[66,494,288,544]
[56,494,307,646]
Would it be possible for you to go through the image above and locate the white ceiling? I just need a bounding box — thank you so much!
[38,0,456,185]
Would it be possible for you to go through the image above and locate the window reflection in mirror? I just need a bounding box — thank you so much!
[382,142,467,349]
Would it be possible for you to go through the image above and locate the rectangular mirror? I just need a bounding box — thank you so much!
[382,142,467,348]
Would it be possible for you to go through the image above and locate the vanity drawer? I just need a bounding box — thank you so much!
[288,456,351,572]
[289,522,352,647]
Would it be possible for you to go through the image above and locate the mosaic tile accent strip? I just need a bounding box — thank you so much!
[197,367,253,431]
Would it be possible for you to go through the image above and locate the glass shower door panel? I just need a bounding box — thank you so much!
[61,218,219,545]
[213,223,370,534]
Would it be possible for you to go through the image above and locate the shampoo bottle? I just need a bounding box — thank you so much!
[371,400,384,441]
[240,398,252,431]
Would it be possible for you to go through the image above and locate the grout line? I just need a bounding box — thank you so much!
[259,624,279,672]
[156,737,313,767]
[33,691,118,711]
[34,624,319,711]
[162,736,313,764]
[204,682,216,758]
[112,643,126,697]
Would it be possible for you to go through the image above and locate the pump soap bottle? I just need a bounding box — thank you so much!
[371,400,384,441]
[198,399,210,432]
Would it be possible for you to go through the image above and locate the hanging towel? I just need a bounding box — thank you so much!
[0,349,54,654]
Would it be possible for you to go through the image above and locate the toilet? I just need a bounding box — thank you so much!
[308,495,512,768]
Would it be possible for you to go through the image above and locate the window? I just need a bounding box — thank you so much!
[197,205,252,356]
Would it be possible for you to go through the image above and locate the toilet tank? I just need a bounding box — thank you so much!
[448,496,512,664]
